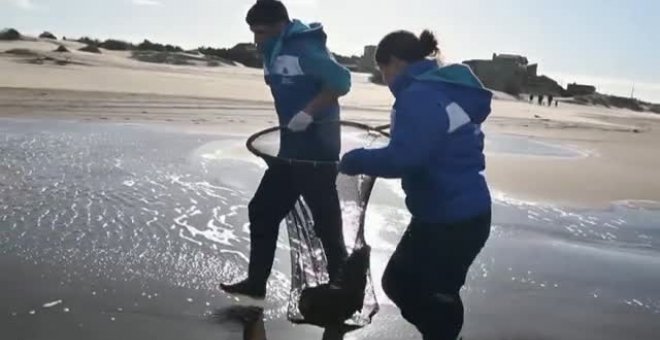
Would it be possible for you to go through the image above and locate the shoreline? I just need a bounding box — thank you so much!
[5,85,660,208]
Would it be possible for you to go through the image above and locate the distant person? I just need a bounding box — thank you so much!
[221,0,351,299]
[548,95,554,107]
[538,94,544,105]
[529,94,534,103]
[555,100,559,107]
[340,30,492,340]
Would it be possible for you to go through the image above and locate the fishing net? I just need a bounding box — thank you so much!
[246,121,389,328]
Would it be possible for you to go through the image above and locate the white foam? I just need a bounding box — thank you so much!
[491,189,539,208]
[612,200,660,210]
[195,140,265,167]
[219,249,248,262]
[42,300,63,308]
[363,204,409,252]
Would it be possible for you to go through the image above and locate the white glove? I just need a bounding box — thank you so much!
[287,111,313,132]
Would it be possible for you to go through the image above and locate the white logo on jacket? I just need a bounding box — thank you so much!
[263,55,304,86]
[446,102,471,133]
[272,55,304,76]
[390,103,470,134]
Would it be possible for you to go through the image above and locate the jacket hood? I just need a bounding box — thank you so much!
[264,19,326,67]
[391,60,493,124]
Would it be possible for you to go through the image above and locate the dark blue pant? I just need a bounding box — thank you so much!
[382,212,491,340]
[247,163,347,287]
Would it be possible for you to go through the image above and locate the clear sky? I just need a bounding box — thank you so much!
[2,0,659,102]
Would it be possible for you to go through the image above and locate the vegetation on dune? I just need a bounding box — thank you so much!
[130,49,235,67]
[0,28,21,41]
[136,39,183,53]
[198,44,262,68]
[79,45,102,54]
[39,31,57,40]
[5,48,39,56]
[98,39,134,51]
[54,45,70,53]
[131,50,193,65]
[571,93,649,112]
[76,37,101,47]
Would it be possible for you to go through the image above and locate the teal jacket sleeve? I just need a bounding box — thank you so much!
[299,46,351,96]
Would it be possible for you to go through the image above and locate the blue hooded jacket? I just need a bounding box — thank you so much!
[341,60,492,223]
[261,20,351,162]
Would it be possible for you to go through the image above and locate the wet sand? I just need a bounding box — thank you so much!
[1,118,659,340]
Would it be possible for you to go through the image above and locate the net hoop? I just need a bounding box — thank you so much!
[245,121,389,167]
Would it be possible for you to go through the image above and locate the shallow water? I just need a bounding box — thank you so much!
[485,134,586,158]
[1,118,659,340]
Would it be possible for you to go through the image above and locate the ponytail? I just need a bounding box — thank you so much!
[375,29,440,65]
[418,30,439,58]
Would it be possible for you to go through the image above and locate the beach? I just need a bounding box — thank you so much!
[1,38,659,340]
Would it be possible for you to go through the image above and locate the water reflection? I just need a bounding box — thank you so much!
[213,306,349,340]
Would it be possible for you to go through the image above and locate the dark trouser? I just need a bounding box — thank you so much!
[382,211,491,340]
[247,163,348,287]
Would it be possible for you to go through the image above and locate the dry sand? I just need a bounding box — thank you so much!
[2,38,660,207]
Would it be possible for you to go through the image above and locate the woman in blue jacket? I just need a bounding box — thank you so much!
[340,30,492,340]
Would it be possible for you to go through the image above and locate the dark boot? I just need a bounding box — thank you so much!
[220,279,267,300]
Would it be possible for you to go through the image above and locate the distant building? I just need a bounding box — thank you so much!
[464,53,564,96]
[526,64,538,78]
[566,83,596,96]
[492,53,529,65]
[360,45,377,73]
[528,75,564,97]
[464,53,531,95]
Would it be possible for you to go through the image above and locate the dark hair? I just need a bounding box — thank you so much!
[246,0,290,26]
[375,30,440,65]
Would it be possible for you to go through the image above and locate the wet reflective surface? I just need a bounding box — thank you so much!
[1,118,659,339]
[485,134,587,158]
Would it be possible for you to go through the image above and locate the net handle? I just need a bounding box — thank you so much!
[245,121,390,167]
[374,124,391,136]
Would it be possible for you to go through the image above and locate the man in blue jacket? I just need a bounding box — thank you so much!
[221,0,351,299]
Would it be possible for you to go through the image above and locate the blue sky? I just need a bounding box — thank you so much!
[2,0,659,101]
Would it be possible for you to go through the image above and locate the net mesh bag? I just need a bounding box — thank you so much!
[246,121,389,328]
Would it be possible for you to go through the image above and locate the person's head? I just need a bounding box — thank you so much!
[375,30,440,86]
[246,0,290,47]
